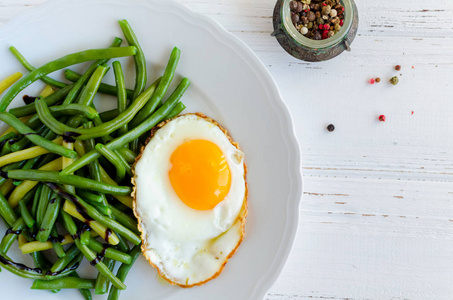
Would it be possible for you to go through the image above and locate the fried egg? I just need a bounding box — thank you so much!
[132,113,247,287]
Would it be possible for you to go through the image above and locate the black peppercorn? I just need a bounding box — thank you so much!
[327,124,335,132]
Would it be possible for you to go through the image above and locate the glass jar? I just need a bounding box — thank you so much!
[271,0,358,62]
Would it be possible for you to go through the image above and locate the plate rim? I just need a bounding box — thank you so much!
[0,0,303,299]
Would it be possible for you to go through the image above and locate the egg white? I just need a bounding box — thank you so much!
[133,114,246,286]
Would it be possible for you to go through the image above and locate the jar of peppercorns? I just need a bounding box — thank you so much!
[271,0,358,62]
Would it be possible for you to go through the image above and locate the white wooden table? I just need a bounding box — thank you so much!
[2,0,453,299]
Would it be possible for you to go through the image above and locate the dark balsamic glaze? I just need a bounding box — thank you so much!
[0,255,42,274]
[62,132,81,143]
[5,228,22,235]
[23,95,37,105]
[105,228,112,243]
[90,257,101,266]
[45,262,80,276]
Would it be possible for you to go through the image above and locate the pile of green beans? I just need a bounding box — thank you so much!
[0,19,189,300]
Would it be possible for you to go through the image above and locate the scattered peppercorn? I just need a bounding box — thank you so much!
[378,115,386,122]
[375,77,381,83]
[412,66,415,69]
[327,124,335,132]
[389,76,399,85]
[411,111,414,115]
[369,78,375,84]
[395,65,401,71]
[290,0,345,40]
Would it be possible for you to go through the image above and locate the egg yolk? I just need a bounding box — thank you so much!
[169,139,231,210]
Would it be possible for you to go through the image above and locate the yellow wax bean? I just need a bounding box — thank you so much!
[40,85,54,97]
[63,201,119,245]
[0,179,15,196]
[8,157,63,207]
[20,234,74,254]
[0,72,22,95]
[0,136,63,168]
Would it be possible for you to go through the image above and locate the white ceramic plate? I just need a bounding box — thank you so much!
[0,0,302,299]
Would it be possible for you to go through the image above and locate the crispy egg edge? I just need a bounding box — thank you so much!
[131,112,248,288]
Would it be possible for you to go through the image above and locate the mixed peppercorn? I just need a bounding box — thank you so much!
[289,0,345,40]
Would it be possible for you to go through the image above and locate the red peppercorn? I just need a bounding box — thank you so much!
[411,111,414,115]
[322,2,327,6]
[369,78,375,84]
[340,19,344,26]
[378,115,386,122]
[342,7,345,12]
[324,24,330,30]
[322,30,329,39]
[319,24,324,30]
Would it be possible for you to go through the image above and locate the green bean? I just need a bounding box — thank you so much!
[0,139,12,156]
[64,70,134,99]
[31,277,96,290]
[110,205,139,234]
[8,84,74,118]
[61,78,189,174]
[50,243,81,273]
[36,196,61,242]
[95,258,115,295]
[10,123,46,152]
[118,20,147,100]
[129,47,180,129]
[95,144,126,182]
[114,234,130,253]
[30,184,42,218]
[112,61,128,136]
[0,46,137,111]
[75,239,126,290]
[90,202,112,216]
[51,227,66,258]
[0,161,25,186]
[0,218,25,254]
[77,189,103,203]
[83,122,110,210]
[166,102,186,119]
[0,192,17,227]
[35,78,161,139]
[0,253,78,280]
[9,46,67,89]
[80,228,91,245]
[0,112,77,158]
[36,185,51,227]
[50,185,139,244]
[18,200,34,228]
[87,238,132,264]
[116,147,136,164]
[30,250,52,270]
[6,171,131,195]
[107,245,142,300]
[71,271,93,300]
[0,132,18,144]
[73,64,109,106]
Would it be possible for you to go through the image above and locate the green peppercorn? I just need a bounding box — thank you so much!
[390,76,399,85]
[307,21,313,29]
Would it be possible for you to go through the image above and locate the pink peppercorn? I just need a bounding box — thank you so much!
[322,30,329,39]
[369,78,375,84]
[378,115,386,122]
[322,2,327,6]
[319,24,324,30]
[324,24,330,30]
[340,19,344,26]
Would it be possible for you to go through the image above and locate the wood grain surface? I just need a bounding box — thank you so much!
[1,0,453,299]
